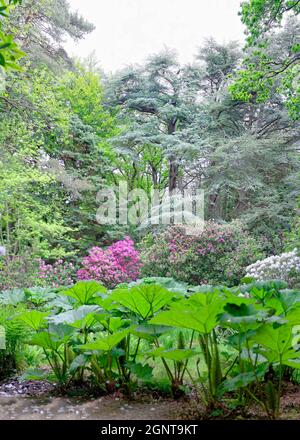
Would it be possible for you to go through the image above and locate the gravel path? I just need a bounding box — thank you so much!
[0,379,181,420]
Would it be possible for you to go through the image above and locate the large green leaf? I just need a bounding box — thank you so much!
[189,285,226,294]
[284,304,300,325]
[252,324,292,353]
[47,305,101,325]
[150,292,225,334]
[28,332,62,350]
[111,284,176,319]
[48,323,75,342]
[69,354,89,373]
[92,295,116,311]
[282,359,300,369]
[0,289,25,305]
[24,287,57,305]
[264,290,300,317]
[218,368,266,395]
[61,281,106,305]
[132,323,173,340]
[18,310,48,331]
[240,280,288,294]
[80,329,129,352]
[94,316,129,333]
[126,361,153,380]
[47,295,75,311]
[220,301,268,331]
[276,289,300,314]
[128,277,188,294]
[251,324,300,365]
[222,293,257,306]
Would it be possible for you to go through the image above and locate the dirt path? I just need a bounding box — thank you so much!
[0,379,182,420]
[0,394,182,420]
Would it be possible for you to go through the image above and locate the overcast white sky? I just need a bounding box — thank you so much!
[65,0,245,73]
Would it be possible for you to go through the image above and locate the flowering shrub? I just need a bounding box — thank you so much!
[38,259,76,287]
[140,222,264,286]
[0,255,77,290]
[245,248,300,285]
[77,236,141,288]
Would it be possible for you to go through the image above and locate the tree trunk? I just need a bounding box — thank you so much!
[167,118,178,192]
[168,157,179,192]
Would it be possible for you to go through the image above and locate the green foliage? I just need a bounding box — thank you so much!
[0,0,300,418]
[106,49,203,192]
[231,4,300,119]
[111,284,177,320]
[149,347,197,362]
[5,0,94,70]
[61,281,106,305]
[286,217,300,256]
[4,277,300,417]
[0,0,25,70]
[0,61,119,261]
[240,0,300,44]
[17,310,48,331]
[80,329,130,352]
[151,292,224,334]
[203,134,300,253]
[0,67,77,259]
[0,288,25,305]
[0,255,40,291]
[48,305,101,325]
[1,3,299,279]
[0,304,28,378]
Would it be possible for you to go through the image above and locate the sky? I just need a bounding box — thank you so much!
[65,0,246,73]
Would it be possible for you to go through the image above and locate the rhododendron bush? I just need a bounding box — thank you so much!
[77,236,141,287]
[0,257,77,290]
[140,222,264,286]
[38,259,76,287]
[246,249,300,285]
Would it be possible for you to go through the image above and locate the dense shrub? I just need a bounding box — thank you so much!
[77,236,141,288]
[0,255,77,290]
[38,259,76,287]
[0,255,40,291]
[140,222,264,286]
[285,215,300,251]
[246,248,300,286]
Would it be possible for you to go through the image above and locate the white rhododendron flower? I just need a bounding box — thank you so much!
[246,249,300,282]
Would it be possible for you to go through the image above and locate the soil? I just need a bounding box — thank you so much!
[1,378,300,420]
[0,378,182,420]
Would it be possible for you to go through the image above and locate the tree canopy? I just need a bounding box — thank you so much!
[0,0,25,70]
[0,0,299,259]
[230,0,300,119]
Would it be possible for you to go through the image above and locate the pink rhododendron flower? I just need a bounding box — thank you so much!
[38,259,76,287]
[77,236,141,288]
